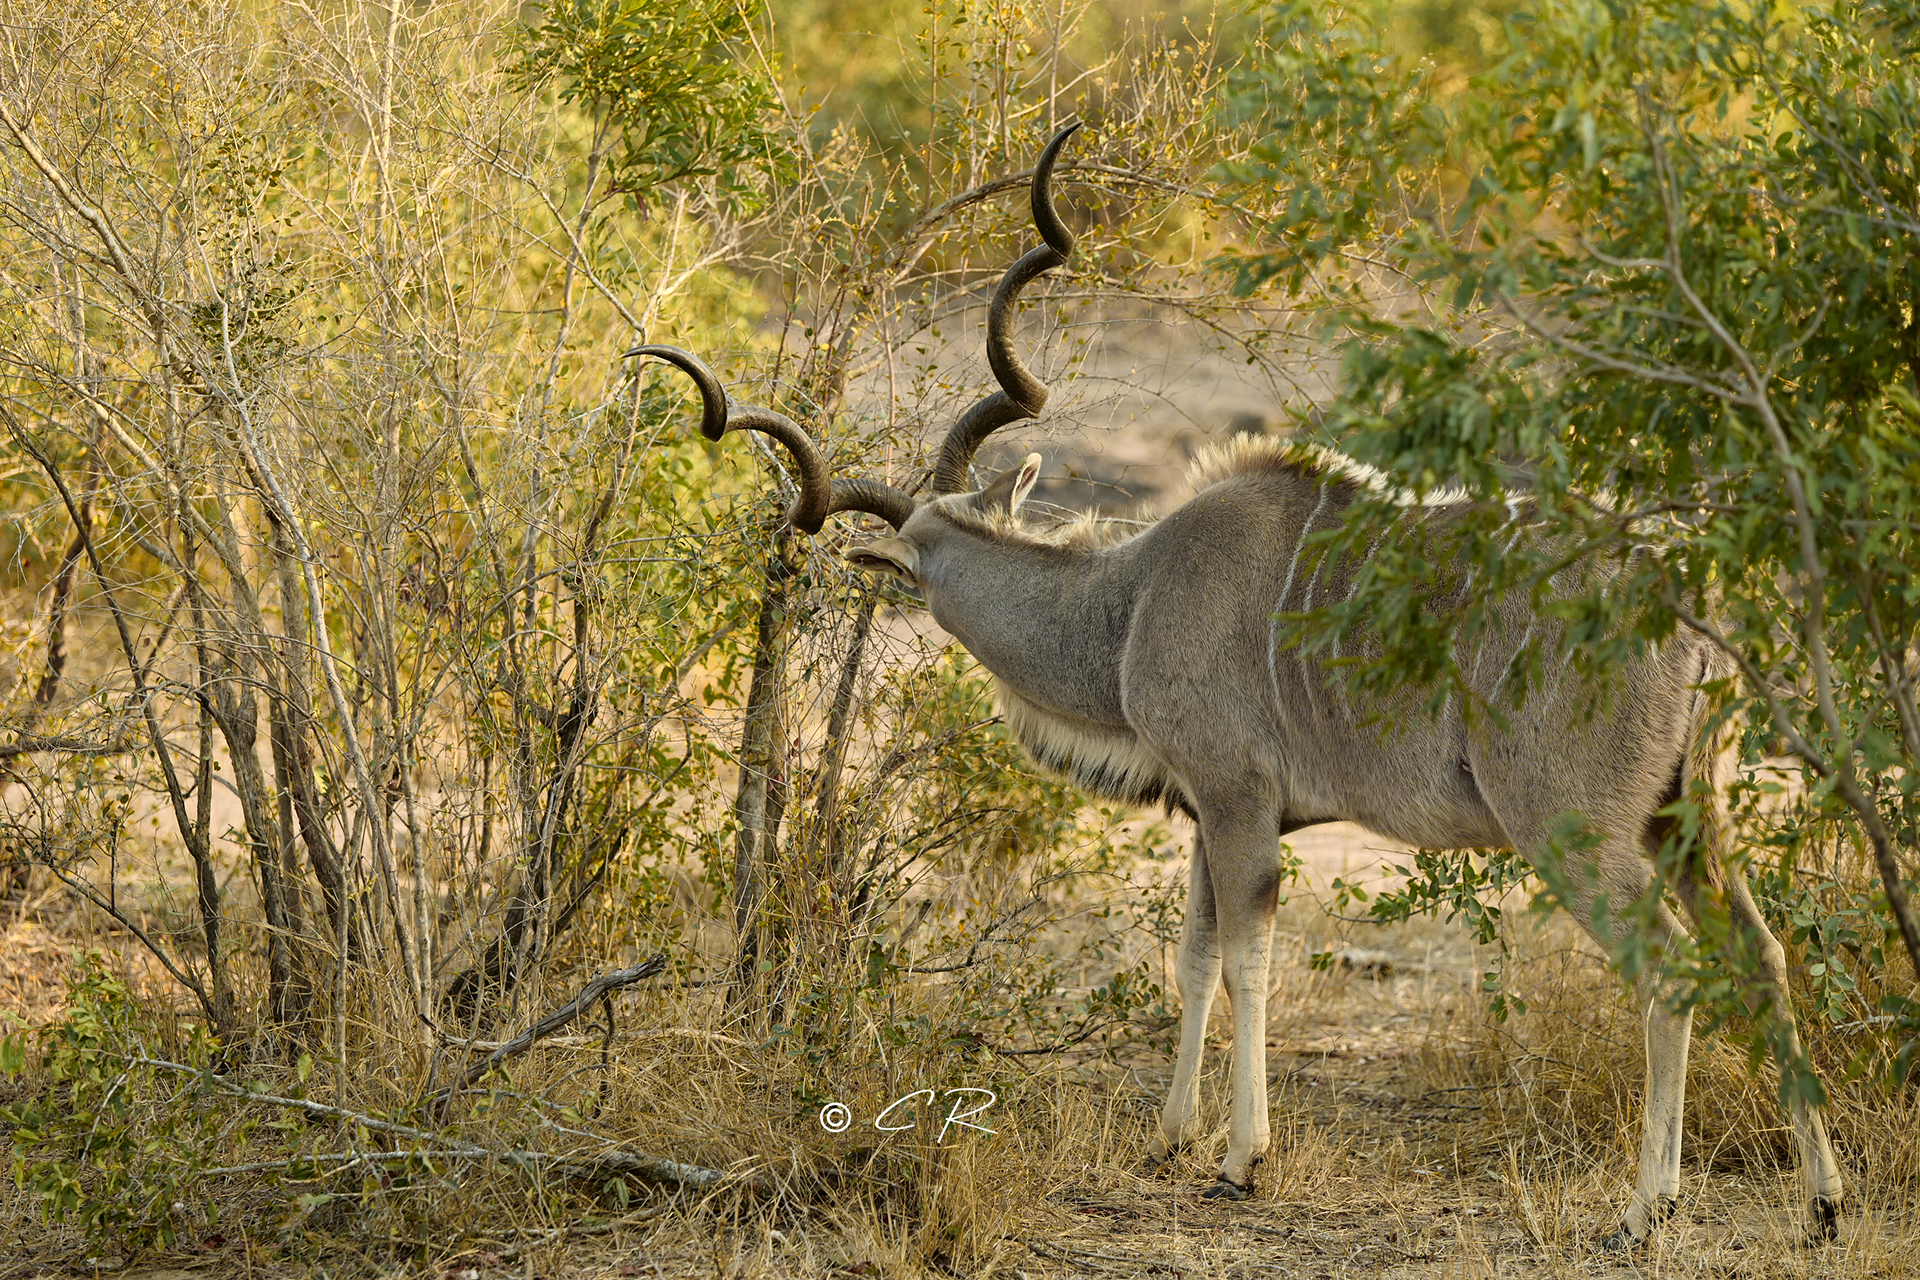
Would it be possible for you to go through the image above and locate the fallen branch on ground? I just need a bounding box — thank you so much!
[439,1028,750,1051]
[132,1053,765,1194]
[433,953,669,1106]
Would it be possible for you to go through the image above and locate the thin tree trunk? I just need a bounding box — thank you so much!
[6,398,107,894]
[271,525,346,940]
[805,590,878,877]
[185,535,234,1033]
[728,535,800,1007]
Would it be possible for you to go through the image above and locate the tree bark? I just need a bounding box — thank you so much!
[728,534,800,1007]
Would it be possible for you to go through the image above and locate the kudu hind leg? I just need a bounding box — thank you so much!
[1148,834,1220,1167]
[1722,871,1844,1237]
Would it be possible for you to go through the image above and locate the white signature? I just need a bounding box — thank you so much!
[818,1088,997,1142]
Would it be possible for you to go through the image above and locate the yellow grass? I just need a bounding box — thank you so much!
[5,837,1913,1280]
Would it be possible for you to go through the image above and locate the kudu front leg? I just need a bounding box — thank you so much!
[1147,834,1219,1169]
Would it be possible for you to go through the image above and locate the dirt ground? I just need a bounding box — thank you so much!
[3,827,1904,1280]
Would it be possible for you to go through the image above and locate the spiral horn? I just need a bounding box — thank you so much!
[930,123,1081,494]
[627,345,918,531]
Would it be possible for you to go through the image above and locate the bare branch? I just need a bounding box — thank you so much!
[437,954,668,1099]
[132,1054,764,1193]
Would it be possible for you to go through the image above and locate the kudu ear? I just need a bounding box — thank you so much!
[846,535,919,582]
[976,453,1043,518]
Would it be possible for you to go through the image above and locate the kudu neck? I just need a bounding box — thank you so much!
[917,521,1134,726]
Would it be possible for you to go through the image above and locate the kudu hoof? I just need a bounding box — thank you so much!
[1802,1195,1842,1247]
[1201,1177,1253,1202]
[1138,1135,1186,1178]
[1598,1196,1676,1253]
[1597,1225,1643,1255]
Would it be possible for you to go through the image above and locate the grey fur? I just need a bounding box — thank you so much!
[847,436,1844,1243]
[652,125,1843,1250]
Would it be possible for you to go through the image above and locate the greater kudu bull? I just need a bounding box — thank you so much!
[628,126,1845,1249]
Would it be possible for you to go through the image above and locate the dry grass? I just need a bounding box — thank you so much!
[6,847,1916,1280]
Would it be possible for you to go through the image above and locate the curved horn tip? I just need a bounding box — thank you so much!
[621,342,694,363]
[622,343,730,442]
[1040,121,1083,164]
[1031,124,1081,255]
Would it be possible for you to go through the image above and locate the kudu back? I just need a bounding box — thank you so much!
[630,126,1845,1250]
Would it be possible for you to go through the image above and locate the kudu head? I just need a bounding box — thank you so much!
[625,124,1080,582]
